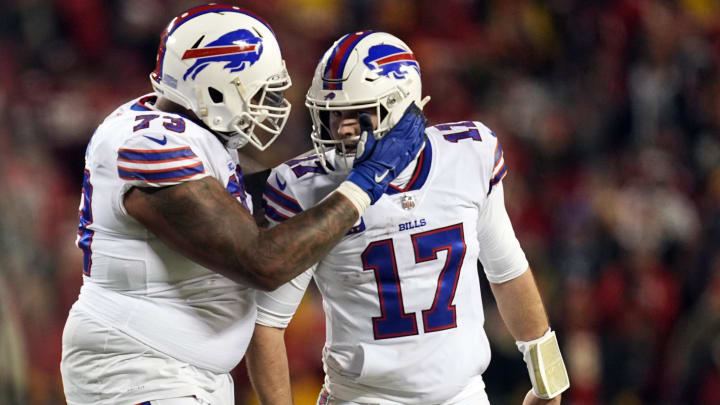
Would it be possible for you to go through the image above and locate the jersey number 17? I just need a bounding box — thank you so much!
[362,224,466,340]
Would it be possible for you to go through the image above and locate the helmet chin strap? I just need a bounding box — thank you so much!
[332,150,355,173]
[216,114,255,149]
[218,131,249,149]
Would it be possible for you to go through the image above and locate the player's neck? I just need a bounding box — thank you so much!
[155,97,199,122]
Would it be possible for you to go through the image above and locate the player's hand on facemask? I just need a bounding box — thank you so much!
[346,103,427,203]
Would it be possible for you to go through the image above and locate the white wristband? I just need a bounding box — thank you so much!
[334,181,371,217]
[516,329,570,399]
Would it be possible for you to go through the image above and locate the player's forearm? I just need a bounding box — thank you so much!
[124,176,264,284]
[246,325,294,405]
[125,177,357,290]
[494,268,569,401]
[250,191,358,289]
[489,267,550,341]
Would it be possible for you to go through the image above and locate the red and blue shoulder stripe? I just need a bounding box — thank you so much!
[263,183,302,214]
[117,146,205,184]
[488,142,507,195]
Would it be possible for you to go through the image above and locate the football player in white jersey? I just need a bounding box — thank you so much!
[60,7,427,405]
[246,32,570,405]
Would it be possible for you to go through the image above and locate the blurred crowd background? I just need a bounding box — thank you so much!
[1,0,720,404]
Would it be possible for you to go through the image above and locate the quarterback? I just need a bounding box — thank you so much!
[247,31,570,405]
[60,7,426,405]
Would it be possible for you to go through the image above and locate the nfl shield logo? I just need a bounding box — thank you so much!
[401,195,415,210]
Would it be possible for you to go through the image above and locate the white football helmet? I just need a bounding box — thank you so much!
[150,4,291,150]
[306,31,427,171]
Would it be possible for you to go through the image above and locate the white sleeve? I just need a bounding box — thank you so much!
[256,165,313,328]
[477,182,529,283]
[255,266,316,328]
[117,130,211,188]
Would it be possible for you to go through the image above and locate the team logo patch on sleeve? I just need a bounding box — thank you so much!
[182,29,263,81]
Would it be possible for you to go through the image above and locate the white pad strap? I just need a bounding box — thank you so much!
[334,181,371,218]
[516,329,570,399]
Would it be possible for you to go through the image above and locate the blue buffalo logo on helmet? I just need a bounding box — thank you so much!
[363,44,420,79]
[182,29,264,81]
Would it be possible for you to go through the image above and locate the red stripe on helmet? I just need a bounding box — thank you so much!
[374,52,416,65]
[152,4,274,82]
[324,31,369,81]
[181,45,257,60]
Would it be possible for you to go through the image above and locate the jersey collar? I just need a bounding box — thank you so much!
[386,137,432,195]
[130,94,158,111]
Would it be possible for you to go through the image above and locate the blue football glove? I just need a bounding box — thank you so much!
[346,103,427,203]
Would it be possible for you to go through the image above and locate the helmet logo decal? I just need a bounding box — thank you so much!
[182,29,264,81]
[363,44,420,79]
[324,92,336,100]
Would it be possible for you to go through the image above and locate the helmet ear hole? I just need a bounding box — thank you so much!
[208,87,224,104]
[379,104,388,122]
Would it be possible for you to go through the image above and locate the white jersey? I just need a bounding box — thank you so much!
[257,121,529,404]
[70,94,255,373]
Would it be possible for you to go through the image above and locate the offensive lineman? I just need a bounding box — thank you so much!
[246,31,570,405]
[60,8,426,405]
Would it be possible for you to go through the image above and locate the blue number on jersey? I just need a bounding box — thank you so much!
[362,239,418,339]
[433,121,482,143]
[414,224,465,331]
[163,116,186,133]
[288,157,327,178]
[77,169,94,276]
[133,115,186,133]
[134,114,160,131]
[362,224,466,339]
